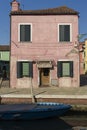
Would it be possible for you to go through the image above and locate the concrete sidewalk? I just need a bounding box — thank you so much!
[0,85,87,99]
[0,81,87,109]
[0,86,87,112]
[0,79,87,98]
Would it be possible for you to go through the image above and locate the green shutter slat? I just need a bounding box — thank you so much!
[70,61,73,77]
[17,62,22,78]
[29,62,33,78]
[22,62,29,76]
[57,61,62,77]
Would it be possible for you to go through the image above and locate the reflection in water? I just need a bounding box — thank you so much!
[0,116,87,130]
[72,126,87,130]
[61,114,87,128]
[0,118,72,130]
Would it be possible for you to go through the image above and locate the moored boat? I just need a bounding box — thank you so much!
[0,102,71,120]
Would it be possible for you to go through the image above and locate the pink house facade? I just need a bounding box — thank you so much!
[10,0,80,88]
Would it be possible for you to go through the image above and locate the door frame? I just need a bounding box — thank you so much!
[39,68,50,86]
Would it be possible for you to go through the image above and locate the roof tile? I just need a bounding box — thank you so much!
[10,6,79,15]
[0,45,10,51]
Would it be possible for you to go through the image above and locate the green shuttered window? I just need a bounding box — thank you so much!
[17,61,33,78]
[57,61,73,77]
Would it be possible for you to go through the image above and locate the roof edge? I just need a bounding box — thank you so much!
[10,6,79,16]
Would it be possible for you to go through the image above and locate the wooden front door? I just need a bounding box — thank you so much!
[40,68,50,86]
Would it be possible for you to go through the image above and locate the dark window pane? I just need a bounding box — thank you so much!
[64,25,70,41]
[59,25,65,41]
[20,25,31,42]
[20,25,25,41]
[59,25,70,42]
[25,25,31,41]
[43,68,49,76]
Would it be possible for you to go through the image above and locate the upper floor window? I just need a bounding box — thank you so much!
[19,24,32,42]
[58,24,72,42]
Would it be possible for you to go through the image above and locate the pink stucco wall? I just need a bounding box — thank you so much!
[10,14,80,88]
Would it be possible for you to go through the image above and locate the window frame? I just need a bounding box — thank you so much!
[17,61,33,78]
[57,61,73,77]
[18,23,32,43]
[58,23,72,42]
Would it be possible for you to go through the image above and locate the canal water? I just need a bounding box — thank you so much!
[0,115,87,130]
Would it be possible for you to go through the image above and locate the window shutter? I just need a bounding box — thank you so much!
[59,25,64,41]
[57,61,62,77]
[65,25,70,41]
[70,61,73,77]
[20,25,25,42]
[29,62,33,78]
[17,62,22,78]
[25,25,31,41]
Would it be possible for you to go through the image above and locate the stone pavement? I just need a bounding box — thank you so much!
[0,80,87,105]
[0,84,87,99]
[0,79,87,98]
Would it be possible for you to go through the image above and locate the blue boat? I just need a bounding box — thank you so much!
[0,102,71,120]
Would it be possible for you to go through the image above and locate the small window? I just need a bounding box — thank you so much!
[17,61,33,78]
[19,24,32,42]
[58,24,71,42]
[57,61,73,77]
[43,68,49,76]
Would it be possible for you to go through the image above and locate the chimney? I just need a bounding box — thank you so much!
[11,0,20,11]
